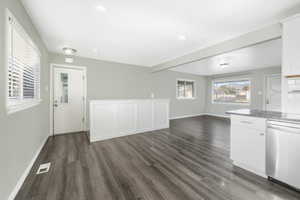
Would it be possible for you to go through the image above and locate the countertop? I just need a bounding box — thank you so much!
[226,109,300,123]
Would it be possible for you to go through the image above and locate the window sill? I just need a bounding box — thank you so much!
[212,102,250,106]
[177,97,197,100]
[7,99,42,114]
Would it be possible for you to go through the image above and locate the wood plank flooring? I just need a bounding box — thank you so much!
[15,116,300,200]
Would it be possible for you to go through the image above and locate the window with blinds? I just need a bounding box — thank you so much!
[176,79,196,99]
[6,11,41,112]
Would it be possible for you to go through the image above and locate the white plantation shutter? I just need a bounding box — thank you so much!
[7,13,41,109]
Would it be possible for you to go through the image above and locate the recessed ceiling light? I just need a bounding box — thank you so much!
[65,57,74,63]
[63,47,77,56]
[178,35,187,41]
[96,5,107,12]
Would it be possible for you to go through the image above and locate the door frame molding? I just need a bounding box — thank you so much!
[263,73,281,111]
[49,63,87,136]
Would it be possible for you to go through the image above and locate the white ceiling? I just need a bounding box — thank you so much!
[21,0,299,67]
[171,39,282,76]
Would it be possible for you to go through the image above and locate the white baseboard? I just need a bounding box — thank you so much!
[170,113,205,120]
[170,113,229,120]
[8,136,48,200]
[202,113,230,119]
[233,161,267,178]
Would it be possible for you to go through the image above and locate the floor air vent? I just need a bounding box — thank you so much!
[36,162,51,174]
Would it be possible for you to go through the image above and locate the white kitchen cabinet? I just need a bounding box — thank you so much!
[282,15,300,77]
[230,115,267,177]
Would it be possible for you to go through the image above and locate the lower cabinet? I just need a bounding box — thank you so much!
[230,115,266,177]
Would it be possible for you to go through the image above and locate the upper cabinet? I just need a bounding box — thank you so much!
[282,15,300,77]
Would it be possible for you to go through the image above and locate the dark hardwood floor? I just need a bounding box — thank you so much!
[15,116,300,200]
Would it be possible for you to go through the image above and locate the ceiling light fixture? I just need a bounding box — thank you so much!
[63,47,77,56]
[178,35,187,41]
[96,5,107,12]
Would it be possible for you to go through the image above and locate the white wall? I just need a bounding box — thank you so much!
[49,53,207,120]
[205,67,281,116]
[0,1,50,199]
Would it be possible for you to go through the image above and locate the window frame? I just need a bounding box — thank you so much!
[5,9,42,114]
[176,79,196,100]
[211,77,251,105]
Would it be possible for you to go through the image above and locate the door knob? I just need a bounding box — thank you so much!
[53,100,58,107]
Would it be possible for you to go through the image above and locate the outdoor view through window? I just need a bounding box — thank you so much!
[213,80,250,104]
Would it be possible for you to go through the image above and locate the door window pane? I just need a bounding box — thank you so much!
[60,73,68,103]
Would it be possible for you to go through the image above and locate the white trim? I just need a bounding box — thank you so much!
[50,64,87,136]
[7,136,48,200]
[281,14,300,24]
[263,73,281,111]
[176,97,197,100]
[169,113,230,120]
[202,113,230,119]
[6,9,41,55]
[211,77,251,105]
[176,79,196,100]
[7,99,42,114]
[233,161,267,178]
[170,113,205,120]
[5,9,11,116]
[211,102,250,106]
[5,9,42,115]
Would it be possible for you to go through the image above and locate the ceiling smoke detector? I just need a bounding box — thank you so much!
[219,57,231,68]
[220,62,230,68]
[63,47,77,56]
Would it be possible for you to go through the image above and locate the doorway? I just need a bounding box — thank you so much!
[50,64,87,135]
[265,74,281,112]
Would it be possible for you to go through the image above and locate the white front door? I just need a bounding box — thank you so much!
[265,75,281,112]
[53,67,85,134]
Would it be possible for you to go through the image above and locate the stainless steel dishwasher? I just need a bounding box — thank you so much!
[267,120,300,190]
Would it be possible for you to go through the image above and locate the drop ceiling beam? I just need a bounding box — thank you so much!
[152,23,282,72]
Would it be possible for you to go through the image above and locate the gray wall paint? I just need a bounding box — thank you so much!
[49,53,207,119]
[0,1,49,199]
[150,70,206,118]
[205,67,281,116]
